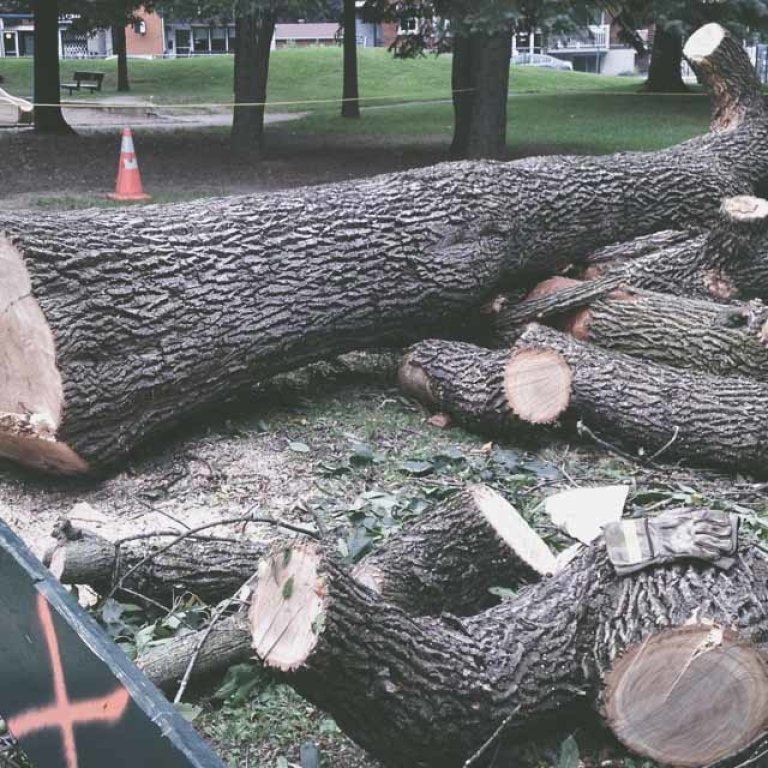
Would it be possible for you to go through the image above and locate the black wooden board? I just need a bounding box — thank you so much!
[0,518,226,768]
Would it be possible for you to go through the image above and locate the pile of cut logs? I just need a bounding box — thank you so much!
[7,20,768,768]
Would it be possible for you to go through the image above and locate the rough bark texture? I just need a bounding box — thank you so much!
[134,484,555,689]
[646,22,687,93]
[401,326,768,473]
[341,0,360,119]
[1,24,766,473]
[495,284,768,381]
[352,485,555,615]
[251,540,768,768]
[138,613,253,693]
[231,8,275,156]
[32,0,73,134]
[44,524,266,605]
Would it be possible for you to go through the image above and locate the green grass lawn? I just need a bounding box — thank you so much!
[0,47,642,107]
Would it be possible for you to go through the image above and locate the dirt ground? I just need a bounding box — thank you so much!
[1,108,449,209]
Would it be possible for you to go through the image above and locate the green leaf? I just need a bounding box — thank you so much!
[349,441,374,465]
[174,702,202,723]
[488,586,517,599]
[282,576,295,600]
[557,735,580,768]
[398,460,434,476]
[276,757,289,768]
[288,441,311,453]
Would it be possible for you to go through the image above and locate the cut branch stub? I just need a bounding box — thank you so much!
[352,484,556,615]
[505,347,572,424]
[684,23,767,130]
[603,624,768,767]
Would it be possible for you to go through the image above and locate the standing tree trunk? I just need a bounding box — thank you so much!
[112,22,130,93]
[231,7,276,157]
[450,27,512,159]
[646,22,687,93]
[341,0,360,118]
[32,0,73,135]
[449,33,472,156]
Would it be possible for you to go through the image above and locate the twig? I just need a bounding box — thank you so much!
[174,595,238,704]
[107,510,319,600]
[647,425,680,462]
[576,420,637,463]
[462,706,520,768]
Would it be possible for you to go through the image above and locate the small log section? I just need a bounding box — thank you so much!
[401,325,768,473]
[0,23,766,474]
[249,538,768,768]
[44,521,267,605]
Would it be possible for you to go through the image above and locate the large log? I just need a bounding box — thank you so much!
[400,325,768,473]
[249,538,768,768]
[1,24,766,474]
[494,280,768,381]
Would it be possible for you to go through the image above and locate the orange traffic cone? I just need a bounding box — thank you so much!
[108,127,151,202]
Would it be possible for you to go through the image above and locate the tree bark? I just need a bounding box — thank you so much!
[493,280,768,382]
[646,22,688,93]
[135,485,555,690]
[32,0,73,135]
[249,539,768,768]
[44,522,266,605]
[0,24,766,474]
[581,196,768,301]
[449,28,512,159]
[400,325,768,473]
[231,7,275,157]
[341,0,360,119]
[112,23,130,93]
[351,484,556,614]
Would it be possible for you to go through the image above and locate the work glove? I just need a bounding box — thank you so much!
[603,508,739,576]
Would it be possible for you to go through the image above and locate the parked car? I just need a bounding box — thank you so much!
[511,53,574,71]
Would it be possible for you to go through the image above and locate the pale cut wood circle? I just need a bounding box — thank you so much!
[504,347,572,424]
[604,624,768,767]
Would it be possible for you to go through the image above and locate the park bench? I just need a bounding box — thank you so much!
[60,71,105,95]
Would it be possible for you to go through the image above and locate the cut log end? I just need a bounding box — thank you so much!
[683,23,725,61]
[250,542,325,672]
[722,195,768,223]
[604,624,768,767]
[398,356,436,408]
[0,237,86,474]
[469,484,557,576]
[504,344,572,424]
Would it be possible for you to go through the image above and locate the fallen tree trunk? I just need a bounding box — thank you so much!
[136,485,556,690]
[0,24,766,474]
[250,539,768,768]
[493,280,768,381]
[401,325,768,473]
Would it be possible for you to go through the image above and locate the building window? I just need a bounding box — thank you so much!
[211,26,226,52]
[133,20,146,35]
[398,17,418,35]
